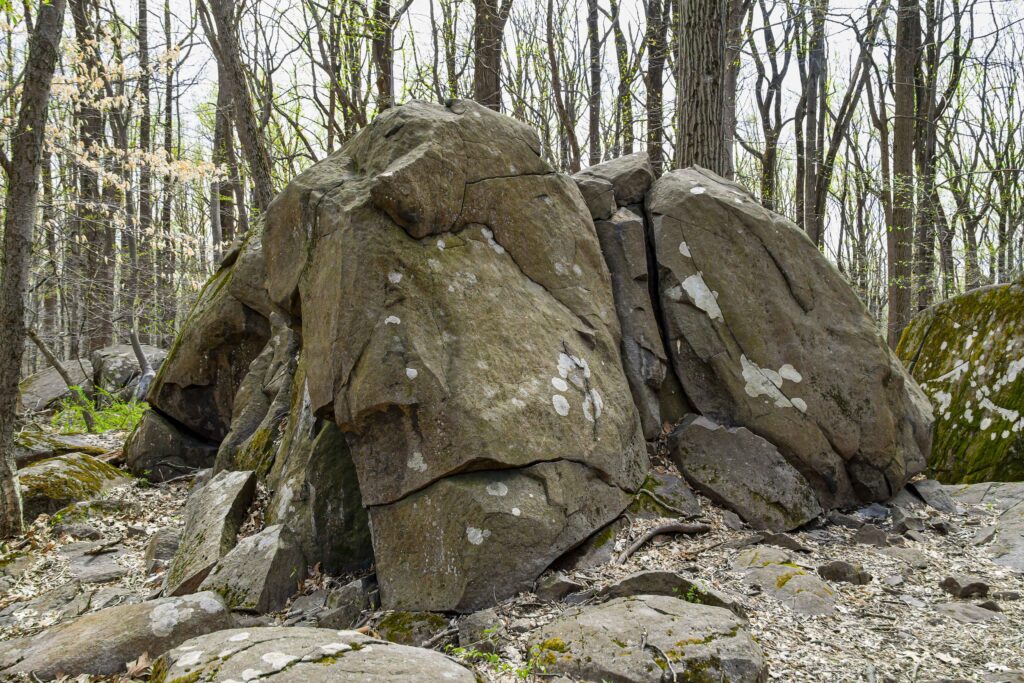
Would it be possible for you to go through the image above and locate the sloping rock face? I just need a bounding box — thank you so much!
[262,99,646,611]
[897,280,1023,483]
[647,167,931,513]
[946,482,1024,573]
[19,453,130,520]
[18,360,92,412]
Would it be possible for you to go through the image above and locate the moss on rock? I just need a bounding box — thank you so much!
[18,452,130,521]
[897,281,1024,483]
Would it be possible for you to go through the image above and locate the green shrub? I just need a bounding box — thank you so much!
[51,386,149,434]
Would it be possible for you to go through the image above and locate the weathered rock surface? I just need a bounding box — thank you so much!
[576,152,656,206]
[897,280,1023,483]
[0,592,232,679]
[60,540,130,584]
[648,167,932,510]
[670,415,821,531]
[165,470,256,596]
[528,595,766,682]
[597,570,747,617]
[18,359,92,412]
[817,560,872,585]
[629,470,702,518]
[145,528,182,574]
[371,459,631,611]
[90,343,167,399]
[153,627,475,682]
[124,408,219,481]
[18,453,130,520]
[12,430,111,468]
[947,482,1024,573]
[199,524,305,613]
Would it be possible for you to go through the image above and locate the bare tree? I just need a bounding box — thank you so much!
[473,0,513,109]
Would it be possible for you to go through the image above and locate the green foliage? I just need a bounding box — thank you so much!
[51,386,149,434]
[445,642,551,680]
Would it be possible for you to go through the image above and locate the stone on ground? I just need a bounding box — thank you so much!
[0,592,232,679]
[946,482,1024,573]
[145,528,181,574]
[18,360,92,413]
[165,470,256,596]
[817,560,872,585]
[528,595,765,682]
[940,574,990,598]
[648,167,932,511]
[597,570,746,617]
[670,415,821,531]
[18,452,130,521]
[629,471,702,518]
[60,540,129,584]
[897,279,1023,483]
[199,524,305,613]
[733,547,835,615]
[123,409,218,482]
[152,627,475,682]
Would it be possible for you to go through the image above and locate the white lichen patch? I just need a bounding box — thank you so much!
[229,632,251,642]
[551,377,569,392]
[388,271,403,284]
[149,601,194,637]
[384,315,401,325]
[486,482,509,497]
[437,239,446,250]
[511,507,522,517]
[466,526,491,545]
[582,389,604,422]
[741,355,807,412]
[552,394,570,416]
[407,451,428,473]
[678,241,691,257]
[261,652,298,670]
[241,668,262,681]
[791,398,808,413]
[176,650,204,669]
[690,186,707,195]
[481,227,506,254]
[320,642,351,655]
[779,364,803,383]
[681,274,724,322]
[406,367,418,380]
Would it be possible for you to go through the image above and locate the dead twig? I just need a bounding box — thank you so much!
[617,522,711,564]
[84,536,123,555]
[634,488,700,519]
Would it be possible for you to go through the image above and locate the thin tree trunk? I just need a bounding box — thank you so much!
[137,0,154,343]
[472,0,512,110]
[587,0,601,165]
[0,0,66,539]
[676,0,727,174]
[644,0,670,176]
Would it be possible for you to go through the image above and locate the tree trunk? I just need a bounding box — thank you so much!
[587,0,601,165]
[137,0,155,343]
[0,0,66,539]
[644,0,671,176]
[472,0,511,110]
[372,0,395,110]
[676,0,727,174]
[888,0,919,348]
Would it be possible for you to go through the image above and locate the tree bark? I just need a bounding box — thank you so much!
[888,0,919,348]
[587,0,601,165]
[0,0,66,539]
[644,0,671,176]
[676,0,728,174]
[472,0,512,110]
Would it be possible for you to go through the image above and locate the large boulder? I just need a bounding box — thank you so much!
[17,359,92,413]
[897,279,1023,483]
[647,167,932,510]
[0,592,233,679]
[124,409,218,481]
[18,453,130,521]
[90,343,167,399]
[528,595,766,682]
[262,99,647,611]
[152,627,476,682]
[198,524,305,613]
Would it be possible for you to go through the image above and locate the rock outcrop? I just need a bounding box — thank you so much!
[897,279,1023,482]
[18,453,130,520]
[122,102,934,617]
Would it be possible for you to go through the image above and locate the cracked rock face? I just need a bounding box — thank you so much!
[647,167,932,510]
[262,99,646,611]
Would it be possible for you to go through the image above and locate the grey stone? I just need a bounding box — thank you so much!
[883,547,931,569]
[817,560,872,585]
[536,572,584,601]
[670,415,821,531]
[939,574,989,599]
[0,592,232,679]
[60,541,129,584]
[723,510,747,530]
[199,524,305,613]
[978,600,1001,612]
[732,546,797,569]
[935,602,1006,624]
[891,508,925,534]
[528,595,765,683]
[554,516,627,571]
[90,343,167,398]
[597,570,746,618]
[376,611,450,646]
[648,167,931,513]
[316,576,379,629]
[856,503,890,520]
[576,153,655,206]
[53,522,101,540]
[18,360,92,413]
[889,488,926,511]
[742,565,836,615]
[908,479,958,513]
[123,410,219,482]
[827,510,863,529]
[994,590,1021,601]
[758,533,811,553]
[18,453,130,521]
[165,470,256,596]
[144,528,182,574]
[155,627,475,682]
[948,483,1024,573]
[630,471,702,519]
[572,174,616,220]
[459,607,506,653]
[854,525,889,547]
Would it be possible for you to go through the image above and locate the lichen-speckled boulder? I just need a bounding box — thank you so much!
[18,452,130,520]
[670,415,821,531]
[528,595,766,682]
[897,280,1023,483]
[0,592,232,679]
[166,470,256,596]
[647,167,932,510]
[263,99,647,611]
[152,627,476,682]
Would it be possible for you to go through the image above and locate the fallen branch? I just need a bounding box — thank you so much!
[84,536,123,555]
[633,488,700,519]
[422,625,458,649]
[617,521,711,564]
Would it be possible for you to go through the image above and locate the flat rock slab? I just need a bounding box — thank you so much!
[0,592,232,679]
[597,570,746,618]
[166,470,256,596]
[153,627,476,682]
[528,595,765,683]
[60,541,129,584]
[947,482,1024,573]
[18,452,130,521]
[18,360,92,413]
[670,415,821,531]
[742,564,836,616]
[935,602,1007,624]
[199,524,305,613]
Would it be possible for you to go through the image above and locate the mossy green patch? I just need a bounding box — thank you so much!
[19,453,130,518]
[377,611,447,645]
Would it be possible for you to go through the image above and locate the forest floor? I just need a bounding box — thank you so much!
[1,427,1022,682]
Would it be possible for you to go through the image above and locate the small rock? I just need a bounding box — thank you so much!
[198,524,305,613]
[722,510,747,530]
[978,600,1001,612]
[459,607,506,653]
[742,565,835,615]
[972,526,997,545]
[817,560,872,585]
[52,522,101,540]
[629,471,702,519]
[759,532,811,553]
[891,508,925,534]
[732,546,796,569]
[59,541,129,584]
[536,572,584,601]
[827,510,862,529]
[939,574,989,599]
[376,611,450,647]
[317,576,378,629]
[903,530,929,543]
[144,528,181,574]
[928,520,955,535]
[888,488,925,511]
[935,602,1006,624]
[994,590,1021,601]
[854,525,888,547]
[882,574,904,587]
[883,547,931,569]
[597,570,747,618]
[856,503,889,521]
[908,479,958,514]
